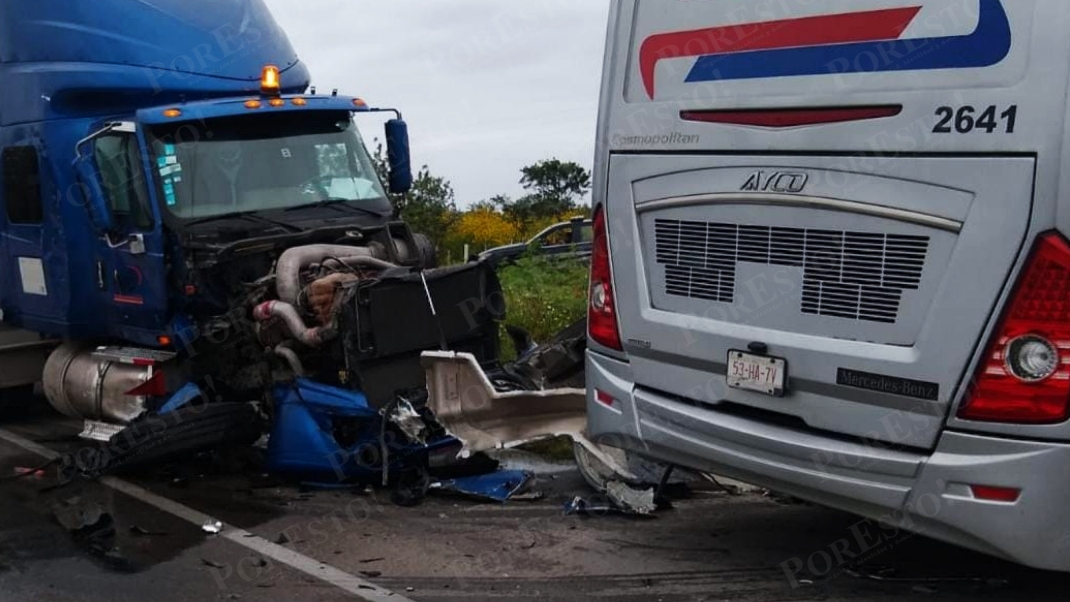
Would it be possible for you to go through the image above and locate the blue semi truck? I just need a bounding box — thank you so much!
[0,0,505,481]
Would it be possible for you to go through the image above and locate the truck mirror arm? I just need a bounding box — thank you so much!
[73,121,137,162]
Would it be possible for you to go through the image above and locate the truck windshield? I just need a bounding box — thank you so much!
[148,111,391,220]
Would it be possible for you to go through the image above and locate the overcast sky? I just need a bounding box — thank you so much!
[262,0,611,207]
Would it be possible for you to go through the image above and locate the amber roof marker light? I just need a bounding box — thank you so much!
[261,64,281,96]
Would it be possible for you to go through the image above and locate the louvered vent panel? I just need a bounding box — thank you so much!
[654,219,930,324]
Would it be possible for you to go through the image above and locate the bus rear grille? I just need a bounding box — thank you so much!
[654,220,930,324]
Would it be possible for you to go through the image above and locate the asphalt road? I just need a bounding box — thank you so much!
[1,402,1069,602]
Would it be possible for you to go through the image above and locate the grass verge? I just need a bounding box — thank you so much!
[496,254,589,359]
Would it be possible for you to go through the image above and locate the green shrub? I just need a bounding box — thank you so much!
[497,254,589,359]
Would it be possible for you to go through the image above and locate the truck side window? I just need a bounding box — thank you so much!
[95,134,153,231]
[2,146,43,224]
[579,223,594,243]
[540,225,572,247]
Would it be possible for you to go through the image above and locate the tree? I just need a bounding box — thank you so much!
[468,198,501,213]
[520,159,591,205]
[371,141,457,249]
[452,209,519,251]
[499,159,591,230]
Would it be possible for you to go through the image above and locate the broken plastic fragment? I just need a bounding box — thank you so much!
[386,397,427,444]
[563,496,625,517]
[605,481,657,515]
[428,470,533,503]
[14,466,46,478]
[421,351,586,454]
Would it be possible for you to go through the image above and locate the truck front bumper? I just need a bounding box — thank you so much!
[586,351,1070,572]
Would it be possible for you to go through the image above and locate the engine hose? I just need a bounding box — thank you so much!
[273,343,306,377]
[253,301,335,347]
[276,245,396,305]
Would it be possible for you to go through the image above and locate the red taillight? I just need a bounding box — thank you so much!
[588,205,622,351]
[958,232,1070,424]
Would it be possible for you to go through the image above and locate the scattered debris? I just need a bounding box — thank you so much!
[2,458,58,482]
[359,557,385,564]
[509,319,588,389]
[564,496,637,518]
[509,491,545,502]
[13,466,47,478]
[201,520,223,535]
[605,481,658,515]
[201,558,226,569]
[428,470,534,503]
[421,351,587,456]
[385,397,427,444]
[420,333,696,513]
[360,570,382,578]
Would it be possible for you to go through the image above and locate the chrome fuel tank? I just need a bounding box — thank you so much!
[42,343,155,423]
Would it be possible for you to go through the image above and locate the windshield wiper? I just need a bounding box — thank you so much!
[284,198,390,219]
[183,211,301,232]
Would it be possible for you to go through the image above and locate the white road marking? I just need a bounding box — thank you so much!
[0,428,416,602]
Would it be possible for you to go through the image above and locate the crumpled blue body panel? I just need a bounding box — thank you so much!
[430,470,534,503]
[267,379,450,484]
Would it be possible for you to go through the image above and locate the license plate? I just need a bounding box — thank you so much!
[727,350,787,397]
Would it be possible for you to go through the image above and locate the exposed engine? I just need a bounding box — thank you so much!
[172,226,444,400]
[253,239,504,409]
[43,224,504,423]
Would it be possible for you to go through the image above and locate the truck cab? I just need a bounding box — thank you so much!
[0,0,416,350]
[0,0,461,426]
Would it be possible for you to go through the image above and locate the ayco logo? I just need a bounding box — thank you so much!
[741,171,809,194]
